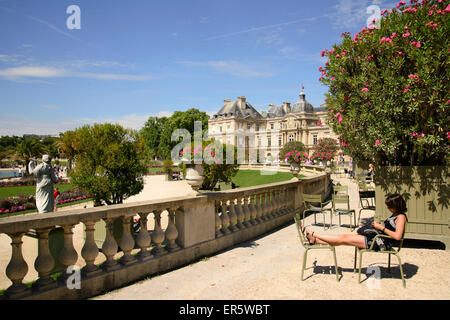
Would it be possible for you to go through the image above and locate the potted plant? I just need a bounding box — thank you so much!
[319,0,449,247]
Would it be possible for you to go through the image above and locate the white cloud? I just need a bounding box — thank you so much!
[0,111,174,136]
[41,105,59,110]
[329,0,397,30]
[0,65,154,82]
[178,60,274,78]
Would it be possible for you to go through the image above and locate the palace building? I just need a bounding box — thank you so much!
[208,89,339,163]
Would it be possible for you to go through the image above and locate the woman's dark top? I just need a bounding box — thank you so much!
[363,213,407,251]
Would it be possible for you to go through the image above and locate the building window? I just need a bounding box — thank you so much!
[247,123,251,130]
[278,136,282,146]
[220,126,222,133]
[270,123,274,130]
[258,136,261,147]
[313,135,318,145]
[227,124,231,130]
[268,137,272,147]
[289,134,295,142]
[238,123,243,129]
[256,125,259,132]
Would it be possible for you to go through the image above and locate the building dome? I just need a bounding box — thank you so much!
[291,92,314,113]
[213,96,263,119]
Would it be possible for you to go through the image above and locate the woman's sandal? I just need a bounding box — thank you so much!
[301,226,316,245]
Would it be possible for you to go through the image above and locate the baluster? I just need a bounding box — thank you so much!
[151,210,167,256]
[33,227,57,290]
[274,189,281,216]
[228,199,240,232]
[165,207,180,251]
[58,224,78,283]
[236,197,246,229]
[242,197,252,227]
[215,202,223,238]
[261,192,269,221]
[136,213,152,260]
[101,218,120,271]
[220,200,231,234]
[119,215,137,265]
[270,191,278,218]
[81,221,102,277]
[266,190,275,219]
[5,232,29,298]
[275,189,283,216]
[255,193,263,223]
[248,195,257,225]
[284,188,290,213]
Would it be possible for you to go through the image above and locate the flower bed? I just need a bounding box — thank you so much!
[0,178,70,188]
[0,188,91,215]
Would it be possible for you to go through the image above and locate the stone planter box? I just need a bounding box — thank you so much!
[374,166,449,249]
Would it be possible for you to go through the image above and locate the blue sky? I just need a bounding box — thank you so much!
[0,0,398,136]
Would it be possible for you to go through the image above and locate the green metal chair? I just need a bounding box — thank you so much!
[332,194,356,231]
[357,189,376,226]
[293,214,340,282]
[302,193,332,230]
[333,185,348,195]
[355,222,408,288]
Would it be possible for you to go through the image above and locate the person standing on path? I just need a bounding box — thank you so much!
[53,187,60,212]
[28,155,59,213]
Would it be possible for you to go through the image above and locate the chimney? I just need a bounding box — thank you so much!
[282,101,291,114]
[238,96,246,108]
[224,99,232,104]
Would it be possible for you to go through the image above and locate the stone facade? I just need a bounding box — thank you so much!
[208,90,339,162]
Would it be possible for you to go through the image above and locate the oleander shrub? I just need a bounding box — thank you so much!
[319,0,449,166]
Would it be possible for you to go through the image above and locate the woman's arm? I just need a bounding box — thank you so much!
[373,215,406,241]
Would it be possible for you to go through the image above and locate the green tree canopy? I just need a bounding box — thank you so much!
[158,108,209,160]
[319,0,449,166]
[139,116,168,160]
[69,123,147,205]
[15,137,45,173]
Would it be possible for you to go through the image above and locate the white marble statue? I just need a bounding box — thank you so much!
[28,155,59,213]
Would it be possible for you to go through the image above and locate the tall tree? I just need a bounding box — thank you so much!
[15,138,44,174]
[158,108,209,160]
[56,130,78,170]
[140,116,168,160]
[69,123,148,205]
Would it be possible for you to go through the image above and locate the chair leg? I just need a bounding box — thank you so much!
[358,251,364,284]
[301,250,308,281]
[388,254,391,273]
[395,254,406,288]
[332,248,339,282]
[353,248,357,273]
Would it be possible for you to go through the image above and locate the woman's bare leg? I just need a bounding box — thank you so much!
[306,229,366,249]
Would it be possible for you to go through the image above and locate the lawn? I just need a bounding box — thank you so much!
[0,183,74,200]
[215,169,304,190]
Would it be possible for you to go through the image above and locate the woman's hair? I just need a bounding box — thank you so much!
[385,194,407,214]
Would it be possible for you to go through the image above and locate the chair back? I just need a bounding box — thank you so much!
[332,194,350,211]
[293,214,308,248]
[302,193,322,207]
[333,185,348,195]
[396,220,408,252]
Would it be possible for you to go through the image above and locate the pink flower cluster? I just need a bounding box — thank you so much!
[426,21,438,29]
[412,132,425,138]
[284,151,309,164]
[410,41,421,47]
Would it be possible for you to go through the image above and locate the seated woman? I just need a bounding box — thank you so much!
[302,194,407,251]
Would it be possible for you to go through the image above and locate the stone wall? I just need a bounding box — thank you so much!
[0,172,331,300]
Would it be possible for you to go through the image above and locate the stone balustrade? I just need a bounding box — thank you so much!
[0,172,330,300]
